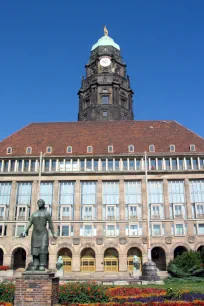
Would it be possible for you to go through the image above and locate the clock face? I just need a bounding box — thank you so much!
[100,57,111,67]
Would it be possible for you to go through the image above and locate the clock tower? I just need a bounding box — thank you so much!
[78,27,134,121]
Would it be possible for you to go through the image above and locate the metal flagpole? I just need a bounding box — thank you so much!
[144,151,151,261]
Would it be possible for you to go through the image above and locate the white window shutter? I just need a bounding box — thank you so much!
[116,225,120,236]
[71,225,74,236]
[171,224,174,235]
[125,225,129,236]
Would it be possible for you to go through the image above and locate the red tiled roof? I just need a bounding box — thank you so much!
[0,120,204,156]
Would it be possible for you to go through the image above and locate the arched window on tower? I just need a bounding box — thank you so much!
[101,96,109,105]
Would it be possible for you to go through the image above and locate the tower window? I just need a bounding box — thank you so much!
[190,144,196,152]
[103,111,108,118]
[6,147,12,154]
[84,99,90,109]
[149,145,155,152]
[101,96,109,105]
[67,146,72,153]
[108,146,113,153]
[46,147,52,154]
[128,145,134,153]
[169,145,175,152]
[87,146,93,153]
[26,147,32,154]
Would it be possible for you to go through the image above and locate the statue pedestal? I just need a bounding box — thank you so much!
[132,269,141,278]
[14,271,59,306]
[55,269,64,278]
[139,261,160,281]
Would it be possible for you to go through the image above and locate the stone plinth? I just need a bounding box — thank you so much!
[14,271,59,306]
[139,261,160,281]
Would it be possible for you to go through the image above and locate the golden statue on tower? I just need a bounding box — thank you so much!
[104,25,108,36]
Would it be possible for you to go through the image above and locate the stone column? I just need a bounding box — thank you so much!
[163,179,170,219]
[52,180,59,221]
[141,179,148,259]
[119,254,127,272]
[119,179,125,220]
[72,254,80,272]
[9,181,17,221]
[95,254,104,272]
[97,180,102,221]
[3,254,12,267]
[30,180,38,215]
[185,178,192,219]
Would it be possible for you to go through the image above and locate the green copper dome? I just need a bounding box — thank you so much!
[91,29,120,51]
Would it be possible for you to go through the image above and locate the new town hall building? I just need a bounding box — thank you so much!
[0,29,204,275]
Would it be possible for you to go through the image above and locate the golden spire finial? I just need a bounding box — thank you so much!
[104,25,108,36]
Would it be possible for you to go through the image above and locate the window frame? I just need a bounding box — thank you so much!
[101,95,109,105]
[87,146,93,154]
[106,224,116,237]
[174,222,185,236]
[60,205,72,221]
[108,146,113,153]
[173,203,184,219]
[59,224,71,237]
[26,147,32,154]
[149,145,155,152]
[15,223,26,237]
[128,145,134,153]
[106,205,116,221]
[16,205,29,221]
[169,144,175,152]
[83,224,94,237]
[67,146,72,154]
[128,223,140,237]
[190,144,196,152]
[0,206,6,221]
[151,204,162,219]
[197,222,204,235]
[151,222,162,236]
[46,147,52,154]
[195,203,204,218]
[128,205,139,220]
[6,147,12,154]
[82,205,94,221]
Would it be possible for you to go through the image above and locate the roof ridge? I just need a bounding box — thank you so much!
[0,122,33,143]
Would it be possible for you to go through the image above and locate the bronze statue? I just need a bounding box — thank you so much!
[21,199,57,271]
[104,25,108,36]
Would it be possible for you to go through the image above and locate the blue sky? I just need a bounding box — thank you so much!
[0,1,204,141]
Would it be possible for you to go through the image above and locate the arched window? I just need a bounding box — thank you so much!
[108,146,113,153]
[128,145,134,153]
[149,145,155,152]
[190,144,196,152]
[26,147,32,154]
[46,147,52,154]
[169,144,175,152]
[67,146,72,153]
[6,147,12,154]
[87,146,93,153]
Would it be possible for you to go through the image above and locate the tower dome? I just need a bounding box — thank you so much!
[91,26,120,51]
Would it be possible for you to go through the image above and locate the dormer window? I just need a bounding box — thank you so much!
[46,147,52,154]
[128,145,134,153]
[190,144,196,152]
[67,146,72,153]
[26,147,32,154]
[6,147,12,154]
[170,145,175,152]
[87,146,93,153]
[108,146,113,153]
[149,145,155,152]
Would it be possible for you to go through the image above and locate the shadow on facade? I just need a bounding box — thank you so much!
[0,248,3,266]
[174,246,188,258]
[151,247,166,271]
[12,248,26,270]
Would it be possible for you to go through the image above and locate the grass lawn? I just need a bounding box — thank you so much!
[124,277,204,293]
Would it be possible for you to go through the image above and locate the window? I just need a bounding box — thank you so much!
[165,158,170,170]
[158,159,163,170]
[16,183,32,205]
[170,145,175,152]
[190,144,196,152]
[60,206,72,220]
[82,206,93,220]
[197,223,204,235]
[128,145,134,153]
[125,181,142,205]
[108,146,113,153]
[81,182,96,205]
[26,147,32,154]
[94,159,98,171]
[151,204,161,219]
[0,182,11,205]
[150,158,156,170]
[0,224,5,237]
[101,96,109,104]
[192,158,198,170]
[106,205,116,220]
[87,146,93,153]
[0,207,6,220]
[67,146,72,153]
[123,159,128,170]
[186,158,191,170]
[101,159,106,171]
[152,223,162,236]
[31,160,36,172]
[3,161,9,172]
[107,159,113,171]
[148,181,163,204]
[178,158,184,170]
[15,224,25,237]
[190,180,204,203]
[84,225,94,237]
[6,147,12,154]
[51,160,56,171]
[44,160,50,172]
[115,159,120,171]
[168,180,185,203]
[172,158,177,170]
[106,224,117,237]
[16,205,29,221]
[149,145,155,152]
[195,203,204,217]
[175,224,185,236]
[129,224,140,236]
[40,182,53,205]
[103,111,108,118]
[103,181,119,205]
[129,159,135,171]
[61,225,70,237]
[86,159,92,171]
[59,182,75,205]
[80,160,85,171]
[65,160,72,171]
[46,147,52,154]
[128,206,138,219]
[173,204,184,218]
